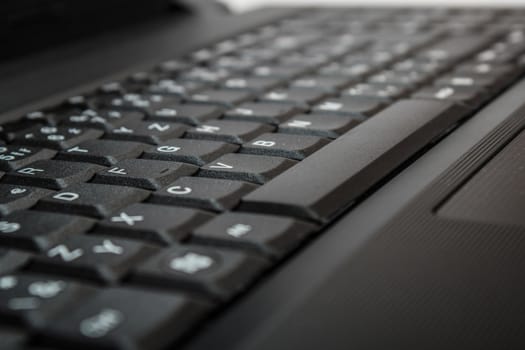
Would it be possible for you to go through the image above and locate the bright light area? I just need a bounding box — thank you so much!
[221,0,525,12]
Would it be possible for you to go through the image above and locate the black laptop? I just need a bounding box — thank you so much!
[2,0,525,349]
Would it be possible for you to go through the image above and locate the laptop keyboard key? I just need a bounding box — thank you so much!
[12,126,103,150]
[250,65,308,79]
[291,75,354,91]
[93,159,197,190]
[221,76,284,92]
[0,249,31,275]
[55,140,146,166]
[312,96,385,119]
[0,274,96,328]
[413,85,489,108]
[42,288,209,350]
[149,104,223,126]
[0,185,53,217]
[0,211,94,251]
[224,102,303,125]
[185,120,273,144]
[0,146,56,172]
[32,236,157,283]
[35,183,150,219]
[187,89,254,108]
[260,88,332,106]
[150,177,257,212]
[133,245,268,300]
[96,204,213,245]
[142,139,238,166]
[102,93,182,116]
[241,133,329,160]
[60,109,144,131]
[149,79,205,98]
[199,153,297,185]
[3,160,104,190]
[192,213,316,259]
[106,121,187,145]
[278,114,360,139]
[343,83,408,100]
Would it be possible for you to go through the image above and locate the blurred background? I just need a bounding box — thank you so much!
[222,0,525,12]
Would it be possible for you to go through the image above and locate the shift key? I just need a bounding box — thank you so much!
[241,99,469,223]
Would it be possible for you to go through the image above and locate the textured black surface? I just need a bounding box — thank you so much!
[439,129,525,227]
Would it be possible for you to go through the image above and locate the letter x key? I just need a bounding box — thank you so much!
[110,213,144,226]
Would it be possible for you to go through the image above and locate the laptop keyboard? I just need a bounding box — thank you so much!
[1,7,525,349]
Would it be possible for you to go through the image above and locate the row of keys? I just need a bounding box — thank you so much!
[0,211,315,291]
[0,185,317,252]
[0,152,295,191]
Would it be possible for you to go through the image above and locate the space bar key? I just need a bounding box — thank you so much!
[241,99,468,223]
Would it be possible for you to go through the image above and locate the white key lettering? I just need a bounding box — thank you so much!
[47,245,84,262]
[28,280,66,298]
[93,240,124,255]
[157,146,181,153]
[226,223,252,238]
[169,252,214,274]
[108,167,127,175]
[17,167,44,175]
[53,192,80,201]
[209,162,233,169]
[252,140,275,147]
[0,221,21,233]
[167,186,192,195]
[111,212,144,226]
[80,309,124,338]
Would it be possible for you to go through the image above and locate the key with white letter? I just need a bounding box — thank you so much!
[33,236,156,283]
[134,245,268,300]
[240,133,329,160]
[3,160,104,190]
[36,183,150,218]
[0,211,94,252]
[142,139,238,166]
[106,121,187,145]
[185,120,273,144]
[0,274,96,328]
[199,153,296,185]
[93,159,198,190]
[42,288,209,349]
[97,204,213,245]
[56,140,146,166]
[150,176,257,212]
[0,184,52,216]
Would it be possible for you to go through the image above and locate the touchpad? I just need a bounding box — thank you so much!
[438,129,525,227]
